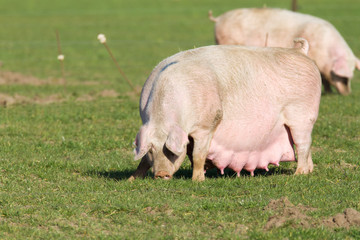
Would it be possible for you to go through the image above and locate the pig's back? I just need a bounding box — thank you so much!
[143,45,318,112]
[215,8,327,47]
[142,45,319,130]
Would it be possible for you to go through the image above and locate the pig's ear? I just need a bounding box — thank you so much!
[133,125,152,161]
[165,125,189,156]
[332,58,352,78]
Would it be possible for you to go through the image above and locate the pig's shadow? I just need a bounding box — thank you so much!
[85,169,192,181]
[87,166,294,181]
[86,169,136,181]
[193,167,294,179]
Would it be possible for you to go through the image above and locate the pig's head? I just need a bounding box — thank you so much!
[133,124,189,179]
[329,55,360,95]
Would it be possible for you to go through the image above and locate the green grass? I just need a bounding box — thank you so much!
[0,0,360,239]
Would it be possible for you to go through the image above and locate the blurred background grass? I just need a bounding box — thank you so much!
[0,0,358,89]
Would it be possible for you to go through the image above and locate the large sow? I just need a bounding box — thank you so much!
[131,40,321,181]
[209,8,360,95]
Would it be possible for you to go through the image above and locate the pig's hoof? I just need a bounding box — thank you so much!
[192,174,205,182]
[294,166,313,175]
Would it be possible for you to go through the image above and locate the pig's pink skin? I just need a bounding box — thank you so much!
[133,43,321,181]
[206,96,296,176]
[210,8,360,95]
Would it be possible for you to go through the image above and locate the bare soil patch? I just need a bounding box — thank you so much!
[264,197,315,230]
[75,94,96,102]
[0,90,121,107]
[0,70,111,86]
[264,197,360,230]
[0,93,64,106]
[322,208,360,228]
[0,71,65,85]
[99,89,119,98]
[0,70,138,106]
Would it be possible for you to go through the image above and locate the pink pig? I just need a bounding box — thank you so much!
[209,8,360,95]
[131,39,321,181]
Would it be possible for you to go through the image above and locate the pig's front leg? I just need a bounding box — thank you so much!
[191,134,214,181]
[128,156,151,181]
[321,76,332,93]
[191,109,222,181]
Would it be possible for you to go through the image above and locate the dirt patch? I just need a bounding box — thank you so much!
[264,197,360,230]
[0,70,139,105]
[0,93,27,106]
[0,71,65,85]
[75,94,96,102]
[264,197,315,230]
[0,90,121,107]
[33,94,64,105]
[99,89,119,98]
[322,208,360,228]
[0,93,64,107]
[0,71,112,86]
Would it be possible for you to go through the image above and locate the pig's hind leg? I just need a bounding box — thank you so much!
[284,110,316,174]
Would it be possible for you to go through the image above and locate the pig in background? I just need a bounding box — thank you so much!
[209,8,360,95]
[130,39,321,181]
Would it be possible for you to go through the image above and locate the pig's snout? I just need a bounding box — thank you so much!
[155,171,172,180]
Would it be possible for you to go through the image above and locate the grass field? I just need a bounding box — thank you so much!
[0,0,360,239]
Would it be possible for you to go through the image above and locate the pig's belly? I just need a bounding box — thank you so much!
[206,120,295,176]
